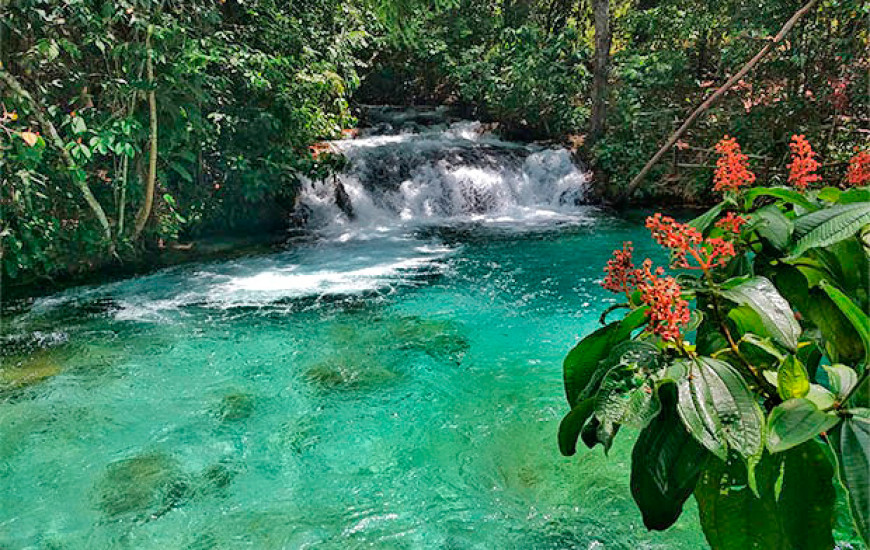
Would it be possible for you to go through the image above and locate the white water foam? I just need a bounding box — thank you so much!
[298,120,592,233]
[22,116,592,321]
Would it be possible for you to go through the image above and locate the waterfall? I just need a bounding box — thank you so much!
[297,110,590,231]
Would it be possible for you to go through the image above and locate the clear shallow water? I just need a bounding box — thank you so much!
[0,212,708,549]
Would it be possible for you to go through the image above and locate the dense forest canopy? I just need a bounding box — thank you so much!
[0,0,867,283]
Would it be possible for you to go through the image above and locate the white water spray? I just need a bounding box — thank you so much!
[298,113,590,232]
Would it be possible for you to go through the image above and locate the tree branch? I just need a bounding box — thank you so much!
[615,0,819,205]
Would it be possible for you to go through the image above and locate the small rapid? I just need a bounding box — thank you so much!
[298,111,591,233]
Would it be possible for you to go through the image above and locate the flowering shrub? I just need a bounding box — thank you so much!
[847,149,870,187]
[645,213,738,270]
[713,135,756,193]
[787,134,821,190]
[559,134,870,550]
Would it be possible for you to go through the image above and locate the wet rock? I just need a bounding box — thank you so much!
[95,452,187,519]
[334,180,355,220]
[218,393,255,422]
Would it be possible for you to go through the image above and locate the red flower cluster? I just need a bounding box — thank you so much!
[787,134,821,190]
[601,241,639,295]
[714,212,748,236]
[646,213,737,271]
[636,260,690,342]
[713,136,756,193]
[846,150,870,187]
[600,246,689,342]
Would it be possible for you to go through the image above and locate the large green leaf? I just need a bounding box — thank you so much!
[820,281,870,370]
[690,357,765,460]
[838,412,870,544]
[778,441,836,550]
[777,355,809,400]
[592,341,661,429]
[744,186,819,212]
[562,307,649,407]
[773,267,865,364]
[838,188,870,205]
[767,398,839,453]
[791,202,870,257]
[695,453,788,550]
[721,277,801,351]
[689,202,724,233]
[558,398,594,456]
[674,360,727,460]
[630,384,709,530]
[751,204,793,252]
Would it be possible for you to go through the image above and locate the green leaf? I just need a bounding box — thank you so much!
[751,204,793,251]
[675,358,765,461]
[839,412,870,544]
[745,186,819,212]
[689,203,724,234]
[778,441,836,550]
[791,202,870,257]
[767,398,839,453]
[593,343,661,430]
[774,267,865,364]
[630,384,709,530]
[562,307,649,407]
[727,306,767,338]
[817,187,842,203]
[838,188,870,204]
[580,415,620,453]
[674,360,727,460]
[823,365,858,400]
[695,453,789,550]
[806,384,838,410]
[778,355,809,400]
[558,398,594,457]
[704,357,765,459]
[819,280,870,370]
[169,161,194,183]
[721,277,801,350]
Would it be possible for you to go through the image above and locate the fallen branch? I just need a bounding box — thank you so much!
[615,0,819,204]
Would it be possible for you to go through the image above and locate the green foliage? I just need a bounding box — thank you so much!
[558,173,870,548]
[1,0,371,281]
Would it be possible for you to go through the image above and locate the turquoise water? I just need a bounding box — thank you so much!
[0,213,708,548]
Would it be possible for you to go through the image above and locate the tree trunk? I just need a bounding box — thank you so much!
[133,26,157,241]
[616,0,819,205]
[588,0,611,144]
[0,65,113,248]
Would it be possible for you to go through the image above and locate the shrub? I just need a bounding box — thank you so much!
[559,136,870,549]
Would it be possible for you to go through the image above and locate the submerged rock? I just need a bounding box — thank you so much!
[0,352,62,392]
[191,461,238,499]
[304,357,400,390]
[389,316,469,362]
[218,393,255,422]
[327,314,469,364]
[95,452,187,519]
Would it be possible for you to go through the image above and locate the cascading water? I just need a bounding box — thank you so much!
[297,110,591,232]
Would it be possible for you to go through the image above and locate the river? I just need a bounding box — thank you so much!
[0,110,705,548]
